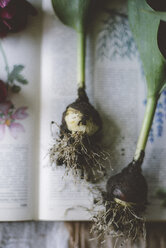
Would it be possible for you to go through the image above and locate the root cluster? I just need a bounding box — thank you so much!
[91,198,146,242]
[49,131,109,182]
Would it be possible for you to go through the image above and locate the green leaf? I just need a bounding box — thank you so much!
[143,9,166,22]
[15,74,28,85]
[52,0,94,32]
[128,0,166,97]
[8,65,24,83]
[156,188,166,199]
[11,85,21,93]
[156,188,166,208]
[9,65,24,82]
[8,64,28,85]
[162,199,166,208]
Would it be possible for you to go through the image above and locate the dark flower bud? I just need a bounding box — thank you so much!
[0,0,37,37]
[0,80,7,103]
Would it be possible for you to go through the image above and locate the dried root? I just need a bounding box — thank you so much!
[91,196,146,243]
[49,130,109,182]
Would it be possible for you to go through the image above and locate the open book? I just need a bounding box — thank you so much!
[0,0,166,221]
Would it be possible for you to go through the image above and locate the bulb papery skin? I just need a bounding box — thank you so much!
[49,88,107,182]
[65,107,100,135]
[61,88,102,137]
[114,197,137,208]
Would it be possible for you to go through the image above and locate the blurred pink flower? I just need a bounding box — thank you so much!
[0,1,11,8]
[0,100,28,139]
[12,106,28,119]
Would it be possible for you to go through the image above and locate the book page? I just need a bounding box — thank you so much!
[0,0,42,221]
[38,0,94,221]
[92,0,166,221]
[38,0,166,221]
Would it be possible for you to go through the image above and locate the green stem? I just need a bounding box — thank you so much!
[0,40,9,78]
[134,96,158,161]
[77,31,85,89]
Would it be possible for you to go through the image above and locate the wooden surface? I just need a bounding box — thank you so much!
[67,222,166,248]
[0,222,69,248]
[0,222,165,248]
